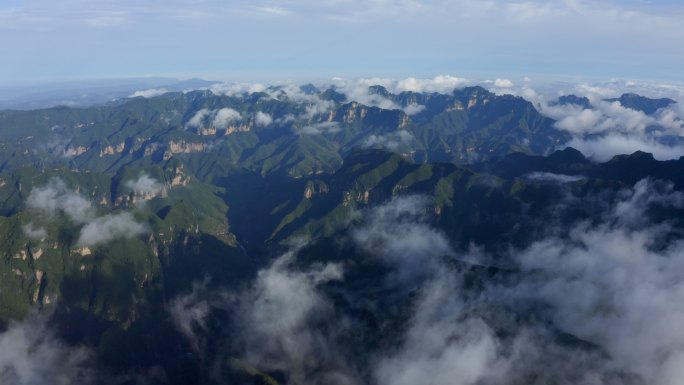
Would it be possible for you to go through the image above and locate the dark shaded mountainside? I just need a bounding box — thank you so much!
[1,146,683,384]
[0,86,681,384]
[552,91,676,114]
[474,147,684,188]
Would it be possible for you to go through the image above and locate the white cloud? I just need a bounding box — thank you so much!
[21,222,47,240]
[27,179,94,224]
[0,316,92,385]
[167,281,211,352]
[76,212,147,246]
[304,99,335,119]
[254,6,290,16]
[514,179,684,385]
[525,172,585,184]
[254,111,273,127]
[165,184,684,385]
[329,76,471,110]
[185,107,243,130]
[530,80,684,160]
[395,75,471,94]
[296,121,340,135]
[83,11,128,28]
[276,113,297,125]
[27,179,148,246]
[494,78,513,88]
[209,82,267,96]
[370,182,684,385]
[330,77,399,110]
[553,106,605,134]
[129,88,168,98]
[374,272,508,385]
[363,130,414,151]
[185,108,211,129]
[402,103,425,116]
[212,107,242,128]
[235,244,354,385]
[352,195,452,284]
[566,135,684,162]
[356,196,604,385]
[256,82,337,120]
[167,239,356,384]
[125,173,163,195]
[573,83,621,100]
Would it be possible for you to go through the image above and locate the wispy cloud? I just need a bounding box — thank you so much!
[0,315,93,385]
[129,88,168,98]
[125,173,163,196]
[185,107,242,130]
[27,179,95,224]
[495,78,684,160]
[253,5,291,16]
[254,111,273,127]
[84,10,129,28]
[363,130,415,152]
[27,178,147,246]
[296,122,340,135]
[161,181,684,385]
[513,179,684,385]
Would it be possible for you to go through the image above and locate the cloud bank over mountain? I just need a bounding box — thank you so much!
[202,76,684,161]
[0,316,93,385]
[157,178,684,385]
[26,178,148,246]
[1,72,684,385]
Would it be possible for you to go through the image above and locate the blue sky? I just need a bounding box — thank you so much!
[1,0,683,84]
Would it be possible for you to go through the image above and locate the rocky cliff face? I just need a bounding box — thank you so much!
[64,145,88,157]
[99,141,126,157]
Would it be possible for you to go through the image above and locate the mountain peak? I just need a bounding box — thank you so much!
[320,88,346,103]
[299,83,319,95]
[551,95,592,109]
[368,85,390,97]
[548,147,589,163]
[608,150,656,163]
[605,93,675,115]
[459,85,492,96]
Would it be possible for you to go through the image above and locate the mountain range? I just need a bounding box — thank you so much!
[0,83,681,385]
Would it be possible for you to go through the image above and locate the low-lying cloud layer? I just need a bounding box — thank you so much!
[521,80,684,161]
[363,130,414,152]
[366,185,684,385]
[185,107,242,130]
[130,88,169,98]
[164,178,684,385]
[515,180,684,385]
[0,316,92,385]
[21,222,48,240]
[296,121,340,135]
[235,245,352,385]
[27,178,147,246]
[27,179,94,224]
[254,111,273,127]
[76,212,146,246]
[205,76,684,161]
[352,195,450,284]
[526,172,586,183]
[546,99,684,161]
[125,172,163,195]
